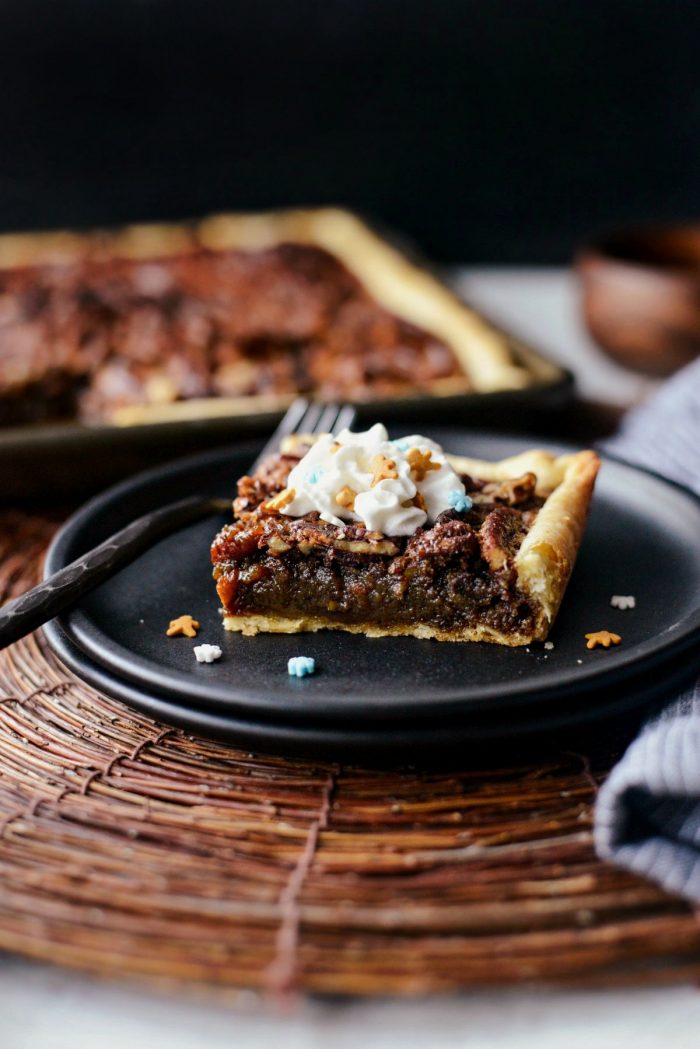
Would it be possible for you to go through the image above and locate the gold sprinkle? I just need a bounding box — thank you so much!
[401,492,427,512]
[265,487,296,512]
[585,630,622,650]
[166,614,200,638]
[370,454,399,485]
[335,486,357,510]
[406,447,440,482]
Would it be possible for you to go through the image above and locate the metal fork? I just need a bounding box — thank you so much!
[0,399,357,650]
[248,398,357,474]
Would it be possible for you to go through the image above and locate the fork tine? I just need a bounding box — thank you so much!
[313,401,358,437]
[296,399,324,435]
[248,398,311,472]
[248,397,357,473]
[273,397,313,442]
[333,403,357,435]
[316,402,341,435]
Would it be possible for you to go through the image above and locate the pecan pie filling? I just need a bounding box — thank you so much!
[0,244,465,426]
[211,448,545,638]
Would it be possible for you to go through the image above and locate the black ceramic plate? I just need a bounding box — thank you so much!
[43,431,700,738]
[44,619,692,762]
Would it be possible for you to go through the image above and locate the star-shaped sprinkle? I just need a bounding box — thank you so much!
[370,454,399,485]
[610,595,636,610]
[288,655,316,677]
[193,643,222,663]
[585,630,622,650]
[403,492,428,512]
[166,614,200,638]
[447,489,473,513]
[406,447,440,482]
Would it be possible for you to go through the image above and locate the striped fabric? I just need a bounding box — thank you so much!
[602,355,700,497]
[594,357,700,901]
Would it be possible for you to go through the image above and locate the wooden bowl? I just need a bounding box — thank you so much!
[577,224,700,375]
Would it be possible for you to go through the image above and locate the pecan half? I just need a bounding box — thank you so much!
[473,472,538,507]
[479,506,528,571]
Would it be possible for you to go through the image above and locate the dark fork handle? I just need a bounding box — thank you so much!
[0,399,357,652]
[0,495,229,651]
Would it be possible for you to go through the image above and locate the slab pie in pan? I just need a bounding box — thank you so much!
[0,209,570,496]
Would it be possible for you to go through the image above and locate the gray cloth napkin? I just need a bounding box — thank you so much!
[594,356,700,903]
[602,355,700,498]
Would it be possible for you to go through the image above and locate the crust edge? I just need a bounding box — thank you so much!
[516,450,601,629]
[223,613,538,647]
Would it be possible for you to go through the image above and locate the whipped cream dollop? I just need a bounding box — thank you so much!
[281,423,467,536]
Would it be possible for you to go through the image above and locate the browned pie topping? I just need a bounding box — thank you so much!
[0,243,466,426]
[211,448,546,638]
[467,472,539,507]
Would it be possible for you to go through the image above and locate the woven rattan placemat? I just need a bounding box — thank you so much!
[1,509,700,995]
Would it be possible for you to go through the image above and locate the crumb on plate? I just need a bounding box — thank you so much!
[544,641,554,651]
[611,595,636,610]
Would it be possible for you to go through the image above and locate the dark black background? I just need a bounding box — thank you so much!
[1,1,699,262]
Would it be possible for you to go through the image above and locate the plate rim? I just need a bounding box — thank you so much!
[44,618,684,761]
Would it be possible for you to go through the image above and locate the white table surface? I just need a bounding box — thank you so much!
[2,269,692,1049]
[454,268,659,408]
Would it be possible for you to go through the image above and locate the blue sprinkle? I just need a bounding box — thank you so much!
[391,437,412,452]
[288,656,316,678]
[448,490,473,513]
[305,466,325,484]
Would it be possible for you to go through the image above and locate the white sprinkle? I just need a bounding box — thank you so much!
[576,659,583,665]
[611,595,636,610]
[544,641,554,651]
[194,644,222,663]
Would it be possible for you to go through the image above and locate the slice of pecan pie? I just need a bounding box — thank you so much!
[210,426,599,646]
